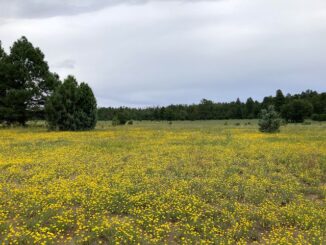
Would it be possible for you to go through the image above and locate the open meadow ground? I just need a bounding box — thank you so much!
[0,121,325,244]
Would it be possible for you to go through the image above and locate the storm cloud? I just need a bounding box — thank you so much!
[0,0,325,107]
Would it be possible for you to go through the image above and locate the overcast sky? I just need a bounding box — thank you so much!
[0,0,325,107]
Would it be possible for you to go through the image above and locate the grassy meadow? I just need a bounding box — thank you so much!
[0,120,325,244]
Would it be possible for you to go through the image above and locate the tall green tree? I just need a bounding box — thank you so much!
[2,36,59,125]
[234,98,243,119]
[76,83,97,129]
[245,97,255,118]
[274,89,285,112]
[281,99,313,123]
[262,96,273,109]
[45,76,97,131]
[198,99,214,120]
[0,42,8,123]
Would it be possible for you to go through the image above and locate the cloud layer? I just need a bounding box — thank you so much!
[0,0,325,107]
[0,0,214,18]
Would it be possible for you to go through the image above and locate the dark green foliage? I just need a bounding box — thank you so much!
[76,83,97,129]
[262,96,274,109]
[0,37,59,125]
[117,112,128,125]
[112,116,120,126]
[312,114,326,121]
[127,120,133,125]
[234,98,243,119]
[198,99,215,120]
[258,106,281,133]
[281,99,313,123]
[97,90,325,122]
[274,89,285,112]
[112,112,128,126]
[245,97,255,118]
[0,43,9,123]
[45,76,97,131]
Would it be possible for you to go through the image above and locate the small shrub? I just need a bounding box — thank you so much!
[112,113,128,126]
[258,105,281,133]
[235,122,241,126]
[224,121,228,125]
[302,121,312,125]
[112,116,120,126]
[127,120,133,125]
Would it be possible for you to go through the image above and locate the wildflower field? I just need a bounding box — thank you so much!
[0,121,325,244]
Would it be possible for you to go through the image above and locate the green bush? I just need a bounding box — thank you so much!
[112,116,120,126]
[258,106,281,133]
[112,113,128,126]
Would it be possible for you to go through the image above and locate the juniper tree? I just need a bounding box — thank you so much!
[45,76,97,131]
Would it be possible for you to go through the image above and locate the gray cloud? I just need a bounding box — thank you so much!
[0,0,325,107]
[0,0,214,18]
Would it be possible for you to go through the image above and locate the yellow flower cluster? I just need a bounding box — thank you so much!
[0,121,325,244]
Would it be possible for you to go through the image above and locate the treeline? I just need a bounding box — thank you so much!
[98,90,326,122]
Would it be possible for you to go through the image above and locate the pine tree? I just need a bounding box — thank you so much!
[274,89,285,112]
[258,105,281,133]
[245,97,255,118]
[1,37,59,125]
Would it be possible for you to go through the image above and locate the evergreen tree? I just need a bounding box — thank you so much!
[45,76,97,131]
[198,99,214,119]
[76,83,97,129]
[234,98,243,119]
[262,96,273,109]
[245,97,255,118]
[1,37,59,125]
[274,89,285,112]
[0,42,8,123]
[258,106,281,133]
[281,99,313,123]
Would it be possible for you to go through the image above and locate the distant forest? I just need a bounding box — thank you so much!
[98,90,326,122]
